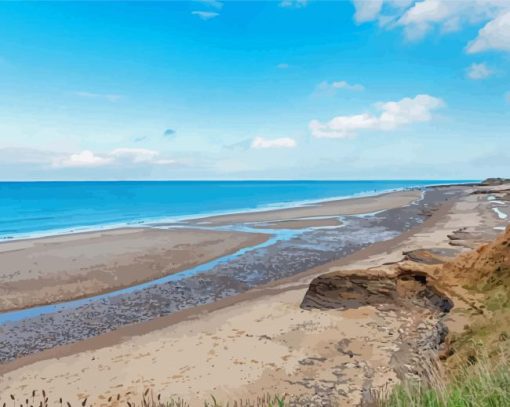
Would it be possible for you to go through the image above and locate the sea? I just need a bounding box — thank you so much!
[0,180,475,240]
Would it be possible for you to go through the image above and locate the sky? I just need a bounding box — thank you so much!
[0,0,509,181]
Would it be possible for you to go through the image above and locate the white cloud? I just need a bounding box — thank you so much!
[191,11,219,20]
[353,0,384,23]
[74,91,123,102]
[353,0,413,24]
[277,63,290,69]
[397,0,507,41]
[280,0,308,8]
[316,80,365,94]
[351,0,510,52]
[250,137,297,149]
[53,148,175,168]
[467,10,510,53]
[466,62,493,79]
[309,94,444,139]
[53,150,112,168]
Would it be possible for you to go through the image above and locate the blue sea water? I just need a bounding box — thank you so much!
[0,180,474,240]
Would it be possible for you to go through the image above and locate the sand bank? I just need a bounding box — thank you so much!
[186,189,422,226]
[252,217,342,229]
[0,228,268,312]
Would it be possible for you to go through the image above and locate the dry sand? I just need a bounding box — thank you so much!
[0,228,268,312]
[1,186,507,406]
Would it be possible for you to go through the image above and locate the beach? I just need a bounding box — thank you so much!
[0,183,509,406]
[187,189,423,226]
[0,189,420,313]
[0,228,269,312]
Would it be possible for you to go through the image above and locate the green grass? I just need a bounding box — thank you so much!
[376,352,510,407]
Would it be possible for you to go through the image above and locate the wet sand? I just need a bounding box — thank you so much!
[0,228,269,312]
[252,217,342,229]
[187,189,421,226]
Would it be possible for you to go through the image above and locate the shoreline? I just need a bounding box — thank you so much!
[0,188,428,315]
[0,180,473,243]
[0,187,459,376]
[187,188,424,226]
[0,185,466,364]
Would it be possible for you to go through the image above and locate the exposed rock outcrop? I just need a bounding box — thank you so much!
[301,268,453,313]
[403,248,460,265]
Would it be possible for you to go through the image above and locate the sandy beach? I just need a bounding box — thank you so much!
[0,184,509,406]
[0,189,421,313]
[0,228,269,312]
[187,189,422,226]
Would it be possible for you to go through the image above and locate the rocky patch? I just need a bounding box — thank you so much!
[300,268,453,314]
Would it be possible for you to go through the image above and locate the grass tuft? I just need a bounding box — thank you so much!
[375,350,510,407]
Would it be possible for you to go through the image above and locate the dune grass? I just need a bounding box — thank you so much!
[376,350,510,407]
[0,391,286,407]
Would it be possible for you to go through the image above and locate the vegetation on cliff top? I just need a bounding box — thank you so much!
[378,352,510,407]
[380,226,510,406]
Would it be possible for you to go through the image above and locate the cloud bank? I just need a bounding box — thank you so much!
[467,10,510,53]
[53,148,175,168]
[309,94,444,139]
[352,0,510,53]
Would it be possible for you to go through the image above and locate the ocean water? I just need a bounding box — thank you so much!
[0,180,473,240]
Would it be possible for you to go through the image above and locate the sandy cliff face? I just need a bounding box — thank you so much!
[300,225,510,390]
[301,225,510,314]
[300,265,454,392]
[444,226,510,286]
[432,226,510,371]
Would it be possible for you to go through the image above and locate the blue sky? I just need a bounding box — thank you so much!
[0,0,509,180]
